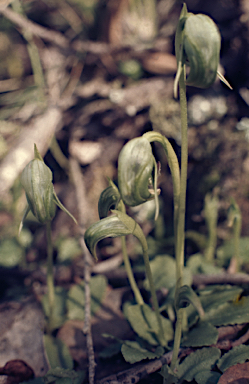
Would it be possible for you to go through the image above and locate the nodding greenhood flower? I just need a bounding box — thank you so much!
[174,3,222,95]
[19,144,77,231]
[98,179,122,219]
[118,137,159,209]
[85,210,147,261]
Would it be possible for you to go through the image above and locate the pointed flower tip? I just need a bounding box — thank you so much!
[34,144,43,161]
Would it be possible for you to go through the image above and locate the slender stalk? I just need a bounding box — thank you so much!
[204,193,218,263]
[142,131,180,241]
[46,221,55,333]
[171,66,188,370]
[234,214,242,272]
[121,236,144,305]
[118,200,144,305]
[142,247,165,346]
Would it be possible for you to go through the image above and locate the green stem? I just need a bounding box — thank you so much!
[143,131,180,241]
[204,193,218,263]
[142,246,165,346]
[121,235,144,305]
[171,67,188,369]
[118,200,144,305]
[234,214,242,272]
[46,221,55,333]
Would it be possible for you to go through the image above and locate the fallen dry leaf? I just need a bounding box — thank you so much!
[218,362,249,384]
[0,360,34,384]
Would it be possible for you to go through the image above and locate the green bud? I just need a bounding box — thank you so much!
[118,137,157,207]
[174,4,222,94]
[84,210,148,261]
[20,144,77,229]
[184,13,221,88]
[175,285,205,319]
[98,179,122,219]
[21,147,56,224]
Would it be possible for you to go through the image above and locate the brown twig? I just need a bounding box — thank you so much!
[97,322,249,384]
[96,349,174,384]
[69,157,95,384]
[1,7,69,49]
[192,273,249,286]
[0,6,159,56]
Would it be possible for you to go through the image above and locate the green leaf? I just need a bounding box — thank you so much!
[160,364,178,383]
[123,303,173,346]
[217,345,249,372]
[0,238,24,267]
[67,275,107,320]
[99,342,122,359]
[217,237,249,267]
[22,379,44,384]
[176,347,221,382]
[186,285,243,327]
[175,285,205,319]
[42,287,67,331]
[56,237,81,263]
[181,322,218,347]
[44,368,85,384]
[43,335,73,370]
[121,340,164,364]
[194,370,221,384]
[205,296,249,326]
[143,255,192,291]
[187,253,222,275]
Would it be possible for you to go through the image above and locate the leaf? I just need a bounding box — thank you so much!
[121,340,164,364]
[187,253,222,275]
[217,362,249,384]
[205,296,249,326]
[123,303,173,346]
[143,255,192,291]
[0,238,24,267]
[176,347,221,382]
[99,342,122,359]
[67,275,107,320]
[44,367,85,384]
[22,379,44,384]
[42,287,67,331]
[43,335,73,370]
[217,237,249,267]
[160,364,178,384]
[181,322,218,347]
[217,345,249,372]
[195,370,221,384]
[56,237,81,263]
[186,285,243,327]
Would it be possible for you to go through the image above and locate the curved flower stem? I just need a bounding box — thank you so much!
[143,131,180,239]
[121,236,144,306]
[46,221,55,333]
[171,66,188,370]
